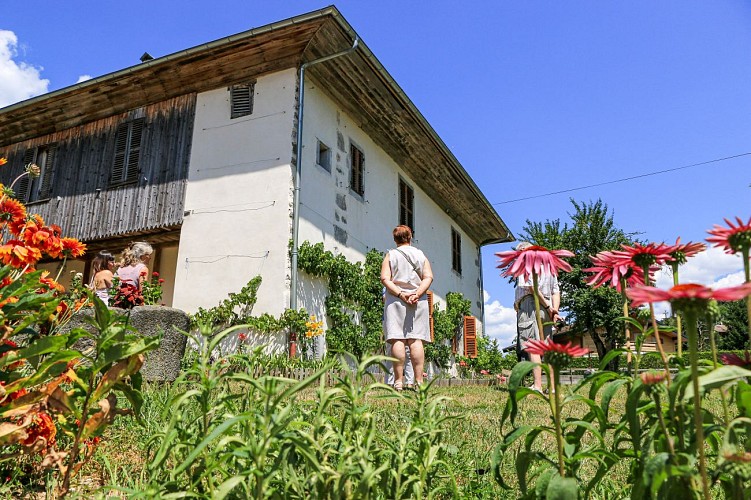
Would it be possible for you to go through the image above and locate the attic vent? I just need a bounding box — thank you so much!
[230,82,255,119]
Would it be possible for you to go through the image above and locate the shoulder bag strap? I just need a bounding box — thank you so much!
[394,248,422,279]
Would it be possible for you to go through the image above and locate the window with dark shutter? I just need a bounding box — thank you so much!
[18,144,57,203]
[230,82,255,119]
[463,315,477,358]
[350,144,364,196]
[451,227,462,275]
[111,118,145,186]
[399,177,414,235]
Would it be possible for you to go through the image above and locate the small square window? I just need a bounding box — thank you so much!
[316,140,331,172]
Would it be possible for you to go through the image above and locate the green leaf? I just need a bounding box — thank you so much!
[598,348,625,371]
[213,475,246,499]
[683,365,751,400]
[736,380,751,418]
[546,473,578,500]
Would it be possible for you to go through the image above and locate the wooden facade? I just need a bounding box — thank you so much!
[0,94,196,243]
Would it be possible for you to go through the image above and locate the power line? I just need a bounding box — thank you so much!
[492,152,751,205]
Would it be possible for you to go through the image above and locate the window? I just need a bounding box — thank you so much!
[18,144,57,203]
[111,118,145,186]
[349,143,364,196]
[230,82,255,119]
[399,177,414,234]
[316,140,331,172]
[451,227,462,274]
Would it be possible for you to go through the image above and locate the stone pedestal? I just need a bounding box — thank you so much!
[62,305,189,382]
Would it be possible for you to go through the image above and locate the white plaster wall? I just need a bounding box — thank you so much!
[297,80,486,334]
[173,69,297,318]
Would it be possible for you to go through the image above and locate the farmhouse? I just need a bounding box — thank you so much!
[0,7,512,351]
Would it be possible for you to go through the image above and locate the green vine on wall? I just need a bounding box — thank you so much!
[189,276,308,346]
[297,241,384,359]
[297,241,470,365]
[429,292,471,368]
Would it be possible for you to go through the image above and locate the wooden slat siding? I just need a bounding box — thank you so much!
[0,95,195,242]
[463,315,478,358]
[427,290,434,342]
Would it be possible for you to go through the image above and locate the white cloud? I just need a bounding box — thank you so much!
[651,246,745,317]
[0,30,49,108]
[76,75,92,84]
[483,290,517,347]
[654,246,745,289]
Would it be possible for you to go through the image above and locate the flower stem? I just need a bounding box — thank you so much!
[652,390,675,456]
[552,367,565,477]
[685,310,710,500]
[743,248,751,348]
[532,272,545,341]
[621,282,633,373]
[671,263,683,358]
[708,318,731,423]
[643,264,670,385]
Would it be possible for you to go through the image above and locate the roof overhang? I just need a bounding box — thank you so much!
[0,6,512,245]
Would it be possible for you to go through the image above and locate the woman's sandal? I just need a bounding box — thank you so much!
[394,381,404,392]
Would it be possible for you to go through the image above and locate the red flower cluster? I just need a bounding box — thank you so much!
[22,412,56,448]
[720,351,751,369]
[524,337,589,369]
[627,283,751,308]
[707,216,751,254]
[0,197,86,268]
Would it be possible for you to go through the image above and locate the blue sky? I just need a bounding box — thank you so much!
[2,1,749,345]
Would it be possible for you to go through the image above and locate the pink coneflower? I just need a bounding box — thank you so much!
[720,351,751,369]
[524,338,589,369]
[666,238,706,266]
[627,283,751,312]
[480,369,490,375]
[640,371,667,386]
[584,251,646,291]
[616,242,674,272]
[496,245,573,280]
[707,216,751,254]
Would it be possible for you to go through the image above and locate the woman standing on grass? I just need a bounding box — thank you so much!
[380,225,434,390]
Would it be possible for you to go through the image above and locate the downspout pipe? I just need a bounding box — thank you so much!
[289,36,359,355]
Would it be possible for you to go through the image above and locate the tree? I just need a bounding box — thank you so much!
[716,299,750,351]
[520,199,638,368]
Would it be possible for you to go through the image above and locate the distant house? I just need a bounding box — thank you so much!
[553,327,679,354]
[0,7,512,352]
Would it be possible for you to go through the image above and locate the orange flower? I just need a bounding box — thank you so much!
[60,238,86,258]
[0,198,26,227]
[21,412,56,448]
[39,272,64,292]
[0,158,7,166]
[0,240,42,268]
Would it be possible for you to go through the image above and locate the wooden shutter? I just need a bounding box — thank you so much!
[350,145,364,196]
[16,148,35,202]
[230,82,254,118]
[463,315,477,358]
[38,144,56,199]
[111,123,129,184]
[427,290,434,342]
[111,119,144,185]
[125,119,144,183]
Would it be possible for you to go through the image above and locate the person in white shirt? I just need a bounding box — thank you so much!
[514,241,562,392]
